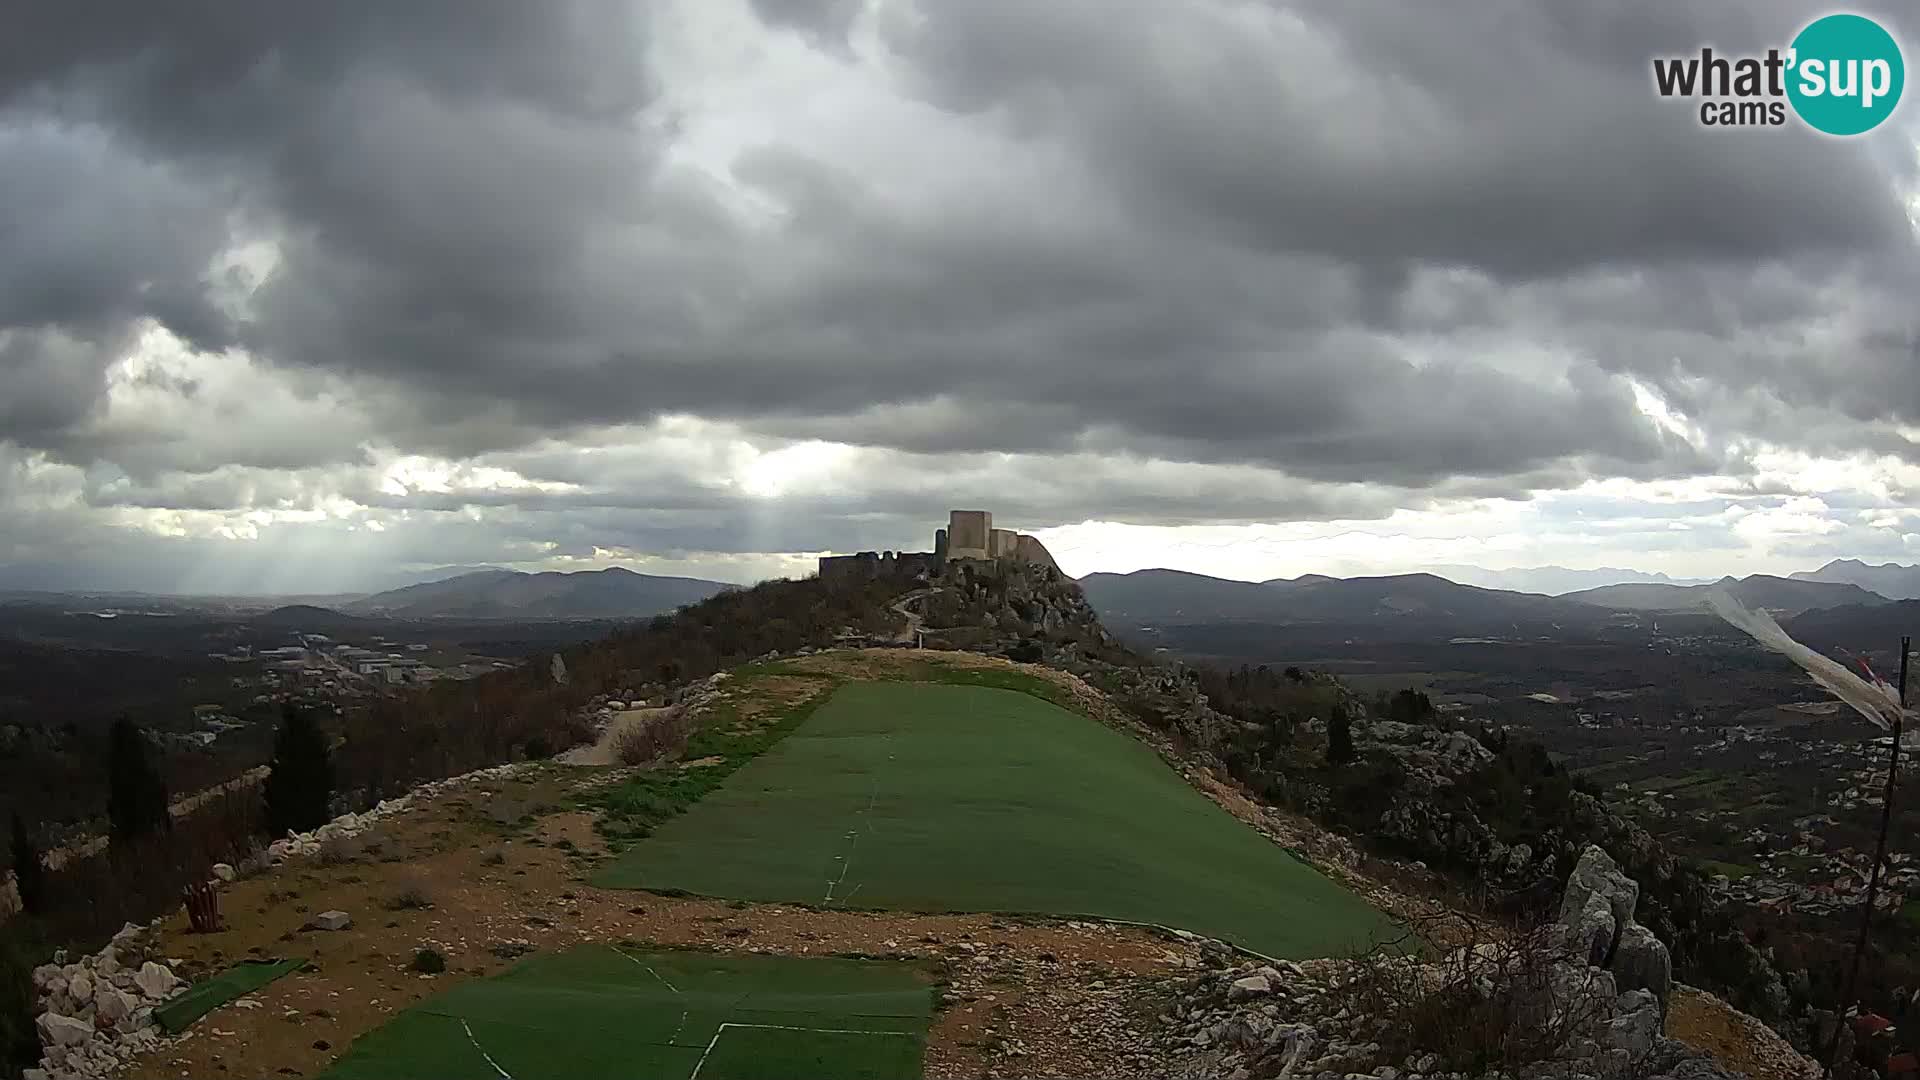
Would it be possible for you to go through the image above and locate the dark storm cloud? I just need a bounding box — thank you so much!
[880,0,1913,276]
[1,0,1919,589]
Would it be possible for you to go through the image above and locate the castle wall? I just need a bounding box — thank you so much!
[947,510,993,560]
[1013,533,1059,570]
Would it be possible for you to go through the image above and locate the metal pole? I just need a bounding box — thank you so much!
[1830,635,1910,1072]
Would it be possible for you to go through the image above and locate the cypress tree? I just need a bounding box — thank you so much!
[264,706,335,835]
[7,812,44,915]
[107,717,170,845]
[1327,703,1356,766]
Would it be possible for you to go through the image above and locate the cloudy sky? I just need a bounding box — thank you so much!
[3,0,1919,594]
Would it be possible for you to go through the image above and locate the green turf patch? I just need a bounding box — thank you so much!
[695,1024,922,1080]
[594,681,1396,959]
[584,672,839,849]
[316,946,933,1080]
[153,957,309,1034]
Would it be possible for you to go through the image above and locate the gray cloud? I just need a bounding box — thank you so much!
[1,0,1918,589]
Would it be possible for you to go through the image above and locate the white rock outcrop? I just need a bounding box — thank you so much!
[29,923,173,1080]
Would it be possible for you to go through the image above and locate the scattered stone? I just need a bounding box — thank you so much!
[210,862,236,883]
[1229,974,1272,1000]
[312,910,353,932]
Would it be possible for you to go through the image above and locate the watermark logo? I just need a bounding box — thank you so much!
[1652,12,1904,135]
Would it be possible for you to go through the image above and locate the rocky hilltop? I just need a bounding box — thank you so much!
[1165,847,1813,1080]
[7,563,1823,1080]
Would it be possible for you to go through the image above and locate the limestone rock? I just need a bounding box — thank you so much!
[210,862,236,882]
[133,961,177,999]
[1559,845,1639,933]
[1563,892,1617,967]
[36,1012,93,1047]
[67,971,93,1004]
[313,909,353,931]
[1611,923,1672,1011]
[94,988,135,1026]
[1230,974,1272,1000]
[1603,1001,1661,1058]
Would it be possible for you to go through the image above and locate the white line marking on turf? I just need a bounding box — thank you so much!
[687,1023,913,1080]
[459,1018,513,1079]
[669,1008,690,1046]
[822,830,860,904]
[824,734,891,905]
[613,947,681,994]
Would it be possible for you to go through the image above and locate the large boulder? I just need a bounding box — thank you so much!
[1560,845,1639,933]
[1604,992,1662,1057]
[1612,923,1673,1010]
[1564,891,1618,967]
[35,1012,92,1048]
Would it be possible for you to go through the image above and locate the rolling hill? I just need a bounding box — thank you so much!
[346,567,729,619]
[1421,564,1712,595]
[1789,558,1920,600]
[1561,573,1889,614]
[1077,568,1602,629]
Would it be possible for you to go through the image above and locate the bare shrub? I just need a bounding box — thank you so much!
[317,834,363,867]
[384,879,433,911]
[614,708,693,767]
[37,786,263,951]
[1334,915,1614,1075]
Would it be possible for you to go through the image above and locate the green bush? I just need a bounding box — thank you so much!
[411,947,446,974]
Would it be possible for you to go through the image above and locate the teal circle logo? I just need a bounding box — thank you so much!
[1787,13,1904,135]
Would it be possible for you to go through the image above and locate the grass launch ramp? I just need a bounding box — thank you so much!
[318,946,934,1080]
[596,680,1394,958]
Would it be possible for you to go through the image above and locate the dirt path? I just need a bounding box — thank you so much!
[888,588,941,644]
[554,707,673,765]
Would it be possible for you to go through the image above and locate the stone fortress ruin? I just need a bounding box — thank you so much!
[817,509,1058,583]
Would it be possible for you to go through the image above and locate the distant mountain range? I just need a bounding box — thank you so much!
[1421,564,1712,596]
[1559,574,1888,614]
[1789,559,1920,601]
[1077,567,1891,631]
[1077,569,1594,627]
[344,567,729,619]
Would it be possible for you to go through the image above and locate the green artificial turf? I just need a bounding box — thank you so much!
[317,946,932,1080]
[153,957,309,1034]
[594,681,1396,959]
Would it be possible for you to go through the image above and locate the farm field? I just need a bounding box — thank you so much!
[595,680,1394,959]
